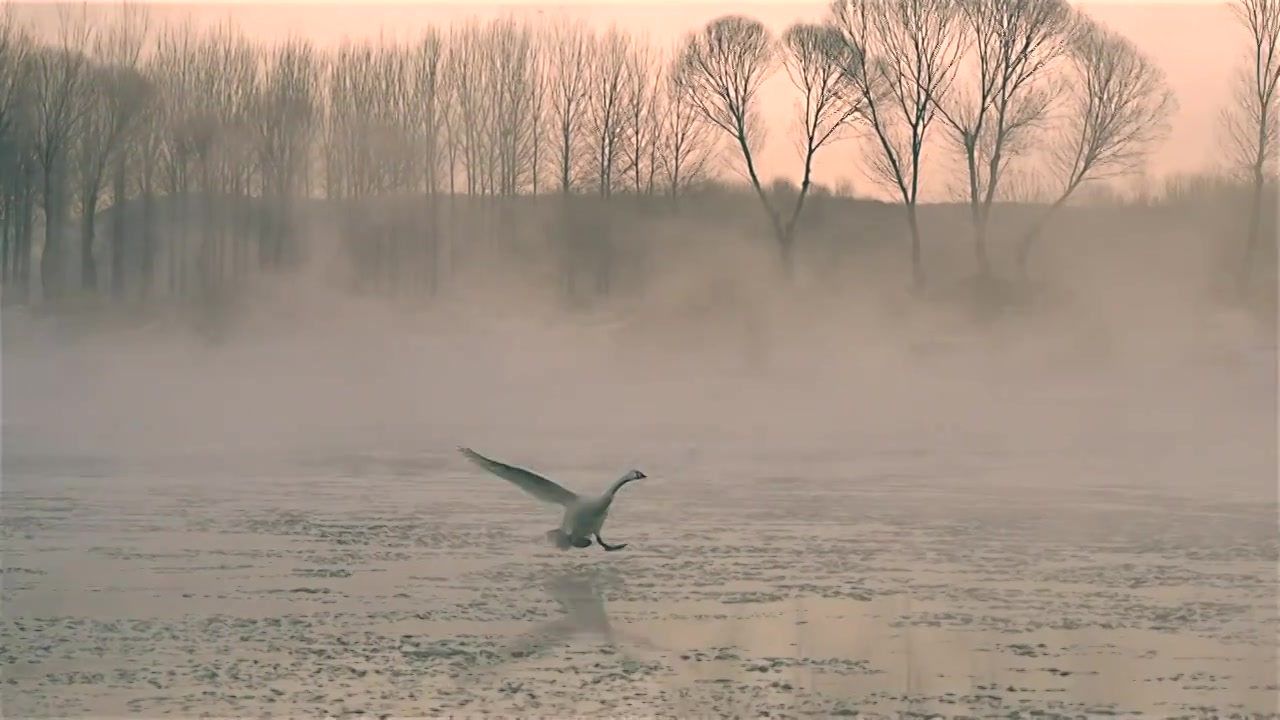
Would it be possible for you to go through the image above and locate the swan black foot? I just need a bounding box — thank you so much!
[596,534,628,552]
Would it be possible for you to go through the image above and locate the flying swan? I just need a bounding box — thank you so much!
[458,447,646,552]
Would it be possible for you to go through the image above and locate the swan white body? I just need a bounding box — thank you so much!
[458,447,645,552]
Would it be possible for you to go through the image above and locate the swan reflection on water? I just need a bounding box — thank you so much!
[463,566,659,682]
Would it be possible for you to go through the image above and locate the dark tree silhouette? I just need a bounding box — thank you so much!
[0,7,34,297]
[546,19,594,195]
[655,47,719,206]
[828,0,964,288]
[776,21,869,269]
[675,16,782,260]
[1017,19,1175,278]
[30,5,94,301]
[1222,0,1280,290]
[253,37,318,271]
[75,2,149,293]
[933,0,1075,279]
[0,4,1240,318]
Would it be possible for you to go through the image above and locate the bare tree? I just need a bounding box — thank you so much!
[1222,0,1280,289]
[192,21,259,293]
[0,5,33,296]
[437,37,464,198]
[324,39,388,288]
[675,16,781,255]
[254,36,318,270]
[546,19,594,194]
[528,28,549,197]
[411,28,446,291]
[219,37,263,282]
[619,36,662,195]
[1017,20,1175,277]
[934,0,1074,279]
[151,19,201,297]
[75,1,150,293]
[657,49,719,205]
[585,26,631,197]
[0,3,29,163]
[476,23,503,197]
[776,21,868,267]
[411,29,445,196]
[445,21,492,196]
[375,39,406,197]
[372,40,424,289]
[30,4,95,300]
[486,17,538,197]
[325,40,375,200]
[829,0,964,287]
[132,57,164,299]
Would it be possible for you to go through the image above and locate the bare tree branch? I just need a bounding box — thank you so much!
[618,35,662,195]
[74,0,150,292]
[545,18,594,195]
[0,4,34,296]
[657,46,720,204]
[192,20,259,292]
[485,17,537,197]
[829,0,964,286]
[1222,0,1280,288]
[934,0,1074,278]
[1016,20,1175,276]
[528,26,549,196]
[444,23,488,196]
[585,25,632,197]
[254,36,317,269]
[30,2,94,299]
[412,28,445,197]
[675,15,787,261]
[149,18,202,297]
[777,21,868,256]
[0,3,31,153]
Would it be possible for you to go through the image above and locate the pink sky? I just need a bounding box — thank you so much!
[14,3,1242,200]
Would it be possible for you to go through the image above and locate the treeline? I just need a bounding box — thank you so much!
[0,0,1274,311]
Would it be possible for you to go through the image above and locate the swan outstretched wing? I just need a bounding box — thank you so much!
[458,447,579,507]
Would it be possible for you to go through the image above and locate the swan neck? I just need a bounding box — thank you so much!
[605,475,635,498]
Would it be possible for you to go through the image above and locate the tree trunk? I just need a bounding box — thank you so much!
[80,201,98,292]
[276,195,290,270]
[200,175,215,296]
[1016,196,1069,282]
[2,194,12,285]
[39,170,61,301]
[735,132,788,278]
[140,184,154,301]
[778,150,820,281]
[427,192,439,296]
[16,172,33,302]
[905,203,924,290]
[1239,168,1265,292]
[963,139,993,281]
[1017,175,1090,283]
[258,191,274,271]
[171,193,184,297]
[111,159,127,300]
[778,234,795,276]
[971,208,992,281]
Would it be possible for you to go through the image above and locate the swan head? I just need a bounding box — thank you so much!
[605,469,646,498]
